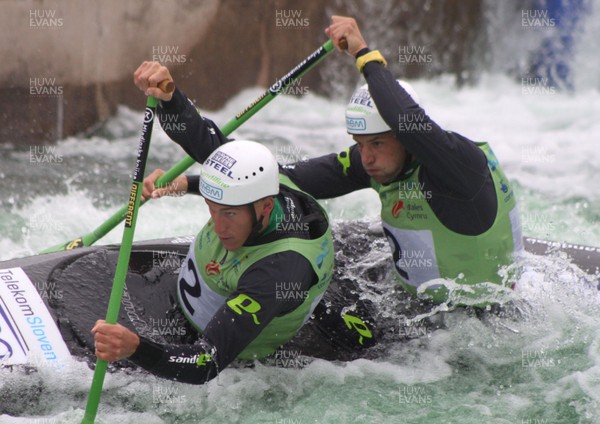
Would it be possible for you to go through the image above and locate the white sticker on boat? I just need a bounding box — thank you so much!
[510,206,524,253]
[170,235,195,245]
[0,267,71,367]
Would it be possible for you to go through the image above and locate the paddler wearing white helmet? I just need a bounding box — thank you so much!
[92,137,336,384]
[307,16,522,306]
[346,80,420,136]
[126,15,523,349]
[343,80,423,184]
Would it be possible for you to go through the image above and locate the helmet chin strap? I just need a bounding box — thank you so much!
[384,153,415,184]
[244,202,265,245]
[395,152,419,181]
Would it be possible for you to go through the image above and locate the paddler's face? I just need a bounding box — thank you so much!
[354,132,407,184]
[205,198,271,251]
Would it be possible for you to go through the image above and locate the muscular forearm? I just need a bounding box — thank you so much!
[129,337,220,385]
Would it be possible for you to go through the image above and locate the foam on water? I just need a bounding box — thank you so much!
[2,58,600,422]
[1,249,599,423]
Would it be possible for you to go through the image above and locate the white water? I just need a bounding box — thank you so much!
[1,73,599,423]
[2,72,598,259]
[2,4,600,422]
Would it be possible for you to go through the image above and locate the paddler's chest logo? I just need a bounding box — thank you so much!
[392,200,404,218]
[205,260,220,276]
[205,151,237,179]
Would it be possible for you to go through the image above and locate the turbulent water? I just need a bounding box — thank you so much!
[2,4,600,424]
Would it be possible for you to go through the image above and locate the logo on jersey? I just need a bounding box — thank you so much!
[316,239,332,270]
[392,200,404,218]
[205,260,220,276]
[168,353,212,365]
[231,257,242,273]
[342,313,374,346]
[227,294,262,325]
[196,353,212,366]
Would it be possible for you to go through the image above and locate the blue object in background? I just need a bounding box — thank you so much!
[529,0,586,91]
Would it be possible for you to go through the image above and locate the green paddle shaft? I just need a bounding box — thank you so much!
[40,39,337,254]
[81,95,158,424]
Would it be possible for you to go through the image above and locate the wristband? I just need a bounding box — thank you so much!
[187,175,200,195]
[355,50,387,73]
[354,47,370,59]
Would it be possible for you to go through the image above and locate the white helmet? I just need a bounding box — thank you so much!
[345,80,419,135]
[200,140,279,206]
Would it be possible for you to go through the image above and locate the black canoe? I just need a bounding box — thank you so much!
[1,220,599,368]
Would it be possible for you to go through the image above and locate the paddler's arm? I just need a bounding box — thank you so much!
[131,252,314,384]
[93,252,315,384]
[279,146,371,199]
[133,61,230,164]
[92,320,220,383]
[362,61,489,198]
[140,168,200,200]
[331,16,490,199]
[92,320,140,361]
